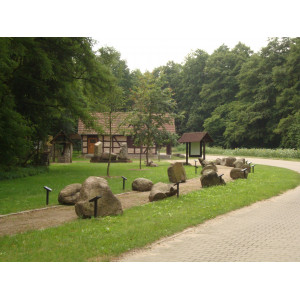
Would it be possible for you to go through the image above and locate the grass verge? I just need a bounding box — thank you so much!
[0,161,197,215]
[1,165,300,261]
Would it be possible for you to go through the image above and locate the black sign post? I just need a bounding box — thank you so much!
[241,168,248,178]
[251,164,256,173]
[174,182,183,198]
[122,176,127,190]
[218,174,224,183]
[43,186,52,205]
[89,195,102,218]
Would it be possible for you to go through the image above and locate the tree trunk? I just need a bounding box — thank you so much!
[146,146,149,166]
[139,146,142,169]
[106,113,112,177]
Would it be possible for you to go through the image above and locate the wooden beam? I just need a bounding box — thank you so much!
[186,143,189,165]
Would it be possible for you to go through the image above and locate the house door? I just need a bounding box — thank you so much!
[87,137,98,154]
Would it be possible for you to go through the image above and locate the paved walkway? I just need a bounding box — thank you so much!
[119,157,300,262]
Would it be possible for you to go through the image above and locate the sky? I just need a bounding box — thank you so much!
[2,0,299,72]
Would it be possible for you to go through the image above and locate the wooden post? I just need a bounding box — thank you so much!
[186,143,189,165]
[203,142,206,160]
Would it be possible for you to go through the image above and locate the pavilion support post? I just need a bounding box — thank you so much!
[186,143,189,165]
[203,142,206,160]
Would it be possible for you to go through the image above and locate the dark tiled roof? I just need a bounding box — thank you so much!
[78,112,176,135]
[178,132,213,143]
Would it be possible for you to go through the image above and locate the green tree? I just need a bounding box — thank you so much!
[0,37,112,169]
[273,38,300,148]
[129,72,177,165]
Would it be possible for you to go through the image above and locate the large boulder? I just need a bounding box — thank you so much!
[199,158,215,167]
[118,143,129,160]
[230,168,248,180]
[167,162,187,183]
[233,159,245,168]
[58,183,82,205]
[200,170,225,187]
[75,176,123,218]
[201,165,217,174]
[132,178,154,192]
[101,151,117,161]
[213,158,222,165]
[224,157,237,167]
[149,182,177,202]
[94,141,103,157]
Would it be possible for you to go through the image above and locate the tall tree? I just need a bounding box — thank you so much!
[129,72,177,165]
[0,37,112,169]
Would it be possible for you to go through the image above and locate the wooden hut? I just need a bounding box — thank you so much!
[50,131,73,163]
[178,132,213,164]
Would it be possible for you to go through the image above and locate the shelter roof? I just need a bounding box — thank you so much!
[50,130,73,144]
[178,132,213,143]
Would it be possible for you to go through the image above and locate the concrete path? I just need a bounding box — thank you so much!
[119,157,300,262]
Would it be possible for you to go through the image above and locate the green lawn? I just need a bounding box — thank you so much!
[0,160,197,215]
[1,165,300,261]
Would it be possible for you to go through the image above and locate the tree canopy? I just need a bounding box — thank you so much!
[1,37,299,170]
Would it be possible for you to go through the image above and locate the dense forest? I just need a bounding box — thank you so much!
[0,37,299,169]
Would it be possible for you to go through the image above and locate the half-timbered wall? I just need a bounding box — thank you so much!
[81,134,157,155]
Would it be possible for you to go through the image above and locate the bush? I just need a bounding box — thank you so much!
[0,166,49,180]
[206,147,300,159]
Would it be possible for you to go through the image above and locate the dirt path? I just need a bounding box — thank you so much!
[0,165,232,236]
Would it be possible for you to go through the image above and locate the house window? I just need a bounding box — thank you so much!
[127,136,134,148]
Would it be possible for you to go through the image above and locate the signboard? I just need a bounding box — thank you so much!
[189,142,202,157]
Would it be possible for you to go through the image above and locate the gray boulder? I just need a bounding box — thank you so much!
[201,165,217,174]
[149,182,177,202]
[230,168,248,180]
[224,157,237,167]
[94,141,103,157]
[132,178,154,192]
[233,159,245,168]
[213,158,222,165]
[118,143,129,160]
[199,158,215,167]
[58,183,82,205]
[75,176,123,218]
[101,152,117,161]
[167,162,187,183]
[200,170,225,187]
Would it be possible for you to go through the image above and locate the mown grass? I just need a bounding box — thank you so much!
[0,160,197,215]
[1,165,299,262]
[173,145,300,160]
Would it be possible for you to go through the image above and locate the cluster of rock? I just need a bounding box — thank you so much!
[131,177,177,202]
[131,162,186,202]
[90,142,131,163]
[206,156,251,180]
[58,176,123,218]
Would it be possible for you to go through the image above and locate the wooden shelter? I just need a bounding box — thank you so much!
[50,131,73,163]
[178,132,213,164]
